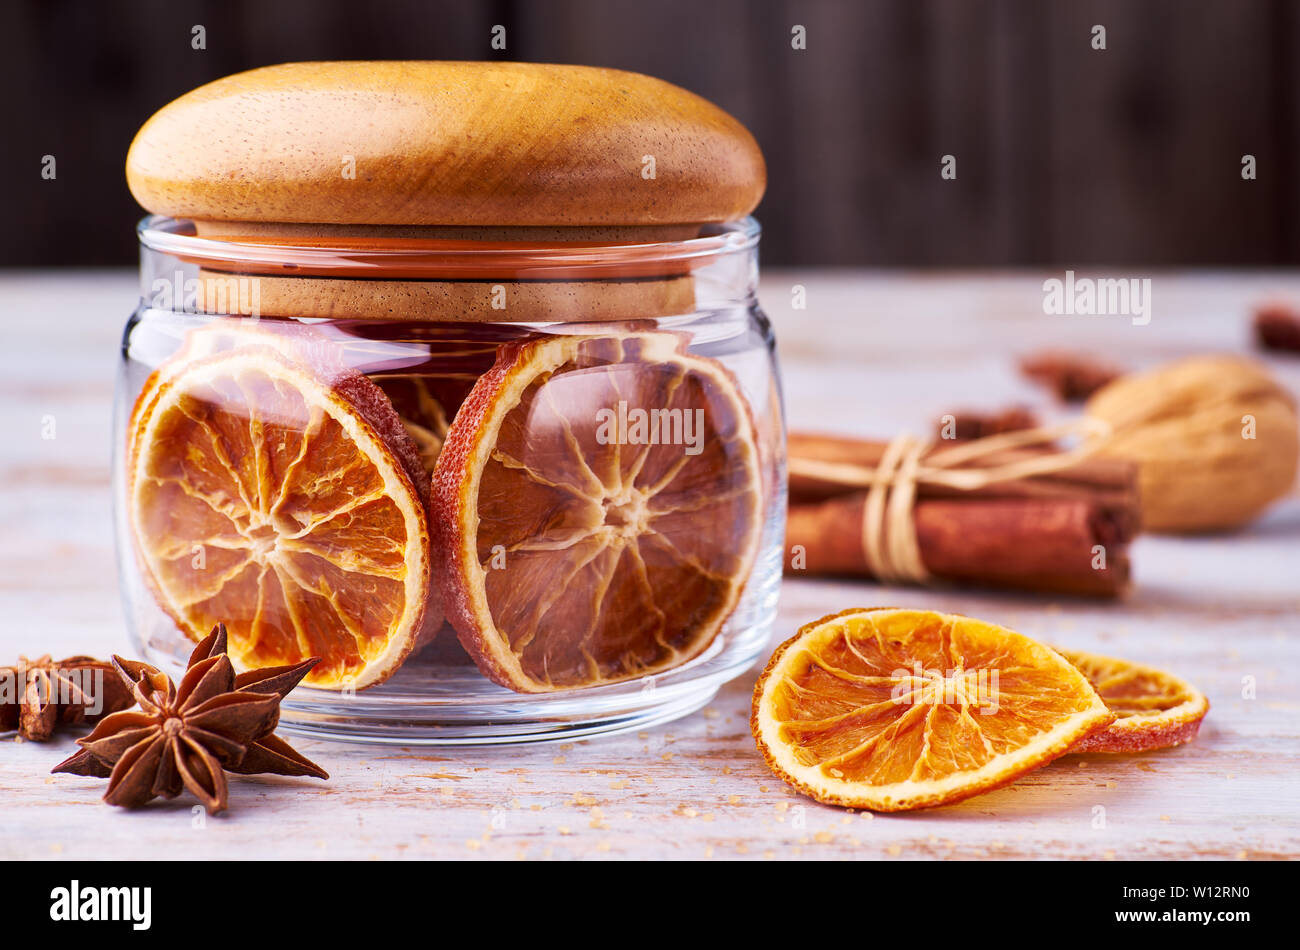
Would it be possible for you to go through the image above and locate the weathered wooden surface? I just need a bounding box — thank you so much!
[1,270,1297,859]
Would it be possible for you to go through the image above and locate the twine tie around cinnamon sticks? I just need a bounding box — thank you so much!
[788,418,1115,584]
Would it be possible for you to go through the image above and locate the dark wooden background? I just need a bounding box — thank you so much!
[2,0,1297,268]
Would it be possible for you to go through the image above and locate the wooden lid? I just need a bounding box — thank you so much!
[126,61,766,228]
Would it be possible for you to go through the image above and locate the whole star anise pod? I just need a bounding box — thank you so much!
[53,626,327,813]
[190,625,330,779]
[0,655,134,741]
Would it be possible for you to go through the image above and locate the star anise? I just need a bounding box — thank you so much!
[52,626,327,813]
[190,625,329,779]
[0,655,134,741]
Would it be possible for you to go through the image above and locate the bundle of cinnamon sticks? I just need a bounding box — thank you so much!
[786,432,1141,597]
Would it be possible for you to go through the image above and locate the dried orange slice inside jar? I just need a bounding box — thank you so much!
[432,331,764,691]
[127,341,437,690]
[116,63,782,737]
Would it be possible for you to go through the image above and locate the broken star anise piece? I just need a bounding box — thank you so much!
[52,626,327,813]
[0,655,134,742]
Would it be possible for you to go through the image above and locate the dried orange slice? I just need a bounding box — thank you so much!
[127,320,329,465]
[373,373,481,476]
[132,320,477,479]
[127,345,434,690]
[432,330,763,692]
[129,320,446,667]
[1056,647,1209,753]
[361,333,495,475]
[381,377,451,473]
[752,608,1114,811]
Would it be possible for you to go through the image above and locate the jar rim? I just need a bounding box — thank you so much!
[137,215,760,281]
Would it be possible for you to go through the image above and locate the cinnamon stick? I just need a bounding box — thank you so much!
[789,432,1136,506]
[786,493,1135,596]
[1019,351,1123,401]
[1254,301,1300,354]
[784,431,1141,597]
[936,406,1039,442]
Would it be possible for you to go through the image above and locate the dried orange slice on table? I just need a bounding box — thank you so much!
[1056,647,1209,753]
[127,344,435,690]
[432,330,764,692]
[752,608,1114,811]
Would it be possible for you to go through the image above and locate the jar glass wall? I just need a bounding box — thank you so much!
[114,217,786,743]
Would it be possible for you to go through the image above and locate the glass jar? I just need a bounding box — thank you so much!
[115,216,785,744]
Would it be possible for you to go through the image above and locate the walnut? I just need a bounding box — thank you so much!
[1086,356,1299,532]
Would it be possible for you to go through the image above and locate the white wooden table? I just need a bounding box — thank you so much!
[2,269,1297,860]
